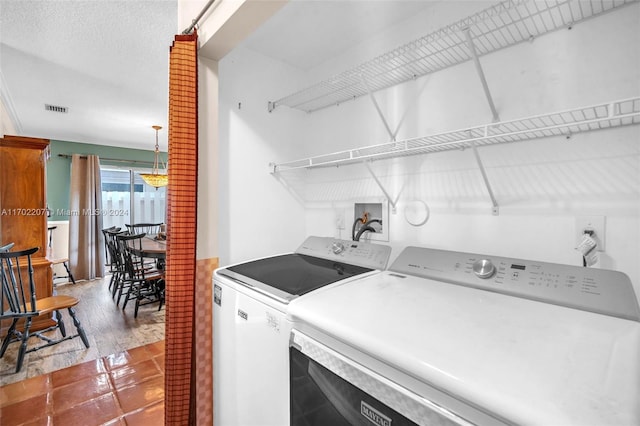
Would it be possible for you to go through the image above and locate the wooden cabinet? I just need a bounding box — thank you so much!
[0,135,54,331]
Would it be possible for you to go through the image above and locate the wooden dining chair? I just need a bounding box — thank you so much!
[47,226,76,285]
[117,233,164,317]
[101,225,119,271]
[0,243,14,253]
[0,247,90,373]
[107,228,136,305]
[125,223,163,236]
[102,227,125,296]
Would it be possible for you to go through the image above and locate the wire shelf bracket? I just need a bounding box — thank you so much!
[361,75,397,142]
[364,161,401,213]
[464,27,500,123]
[471,139,500,215]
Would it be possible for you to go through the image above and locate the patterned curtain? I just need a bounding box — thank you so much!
[68,154,104,280]
[165,31,198,425]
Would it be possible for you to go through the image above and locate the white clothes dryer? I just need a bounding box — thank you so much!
[213,236,391,426]
[288,246,640,425]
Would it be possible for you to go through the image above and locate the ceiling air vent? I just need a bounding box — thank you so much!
[45,104,68,113]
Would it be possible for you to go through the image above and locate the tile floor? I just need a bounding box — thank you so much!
[0,340,165,426]
[0,276,166,425]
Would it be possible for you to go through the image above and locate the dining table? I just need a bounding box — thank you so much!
[138,236,166,258]
[133,236,167,270]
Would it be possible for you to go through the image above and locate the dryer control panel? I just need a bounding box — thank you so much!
[391,246,640,321]
[296,236,392,270]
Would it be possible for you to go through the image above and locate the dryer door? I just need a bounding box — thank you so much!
[290,330,473,426]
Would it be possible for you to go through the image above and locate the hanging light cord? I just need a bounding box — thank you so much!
[152,125,163,174]
[140,125,168,189]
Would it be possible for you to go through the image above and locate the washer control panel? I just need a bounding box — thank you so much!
[297,236,392,270]
[390,246,640,321]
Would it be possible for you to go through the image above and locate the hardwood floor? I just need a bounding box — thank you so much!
[0,276,165,386]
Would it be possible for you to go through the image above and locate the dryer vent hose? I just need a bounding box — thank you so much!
[352,214,382,241]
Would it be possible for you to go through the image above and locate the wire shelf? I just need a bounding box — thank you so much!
[270,0,636,113]
[270,97,640,172]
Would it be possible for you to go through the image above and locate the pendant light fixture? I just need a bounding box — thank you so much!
[140,125,168,189]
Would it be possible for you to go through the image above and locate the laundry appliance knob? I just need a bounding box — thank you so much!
[473,259,496,279]
[332,242,345,254]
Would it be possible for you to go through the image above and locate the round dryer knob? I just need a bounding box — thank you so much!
[332,242,345,254]
[473,259,496,279]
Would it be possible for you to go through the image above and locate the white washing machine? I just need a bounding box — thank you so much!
[213,236,391,426]
[288,246,640,425]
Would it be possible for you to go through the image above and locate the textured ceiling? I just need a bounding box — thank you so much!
[0,0,177,150]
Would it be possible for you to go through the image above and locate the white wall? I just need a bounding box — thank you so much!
[0,98,17,137]
[181,0,288,263]
[218,47,308,265]
[197,56,220,260]
[217,2,640,298]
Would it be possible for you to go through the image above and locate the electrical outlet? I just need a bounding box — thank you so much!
[575,215,605,252]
